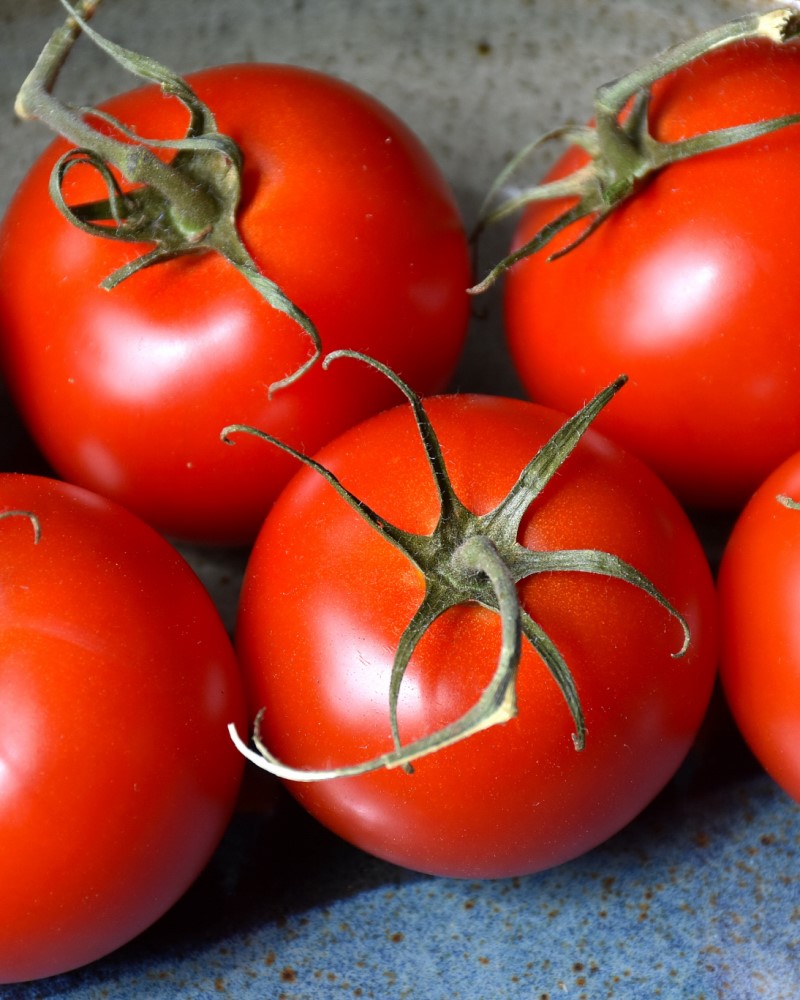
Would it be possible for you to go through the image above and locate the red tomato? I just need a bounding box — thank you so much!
[718,452,800,804]
[235,393,717,878]
[0,474,246,983]
[503,39,800,509]
[0,64,470,543]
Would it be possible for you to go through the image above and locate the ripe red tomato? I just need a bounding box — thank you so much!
[0,474,246,983]
[503,38,800,509]
[718,452,800,804]
[0,64,470,543]
[235,392,717,879]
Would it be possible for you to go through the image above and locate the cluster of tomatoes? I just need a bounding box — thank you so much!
[0,2,799,985]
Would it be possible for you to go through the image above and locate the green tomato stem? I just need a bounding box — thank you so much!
[15,0,321,392]
[471,8,800,292]
[16,0,219,238]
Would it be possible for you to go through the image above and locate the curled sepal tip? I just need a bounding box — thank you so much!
[0,510,42,543]
[228,536,524,784]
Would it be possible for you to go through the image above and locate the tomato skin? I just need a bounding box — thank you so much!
[718,453,800,804]
[0,64,470,543]
[235,395,717,879]
[0,474,246,983]
[504,39,800,509]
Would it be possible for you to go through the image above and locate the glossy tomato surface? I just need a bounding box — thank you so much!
[0,474,246,983]
[0,64,470,543]
[235,394,717,879]
[504,39,800,509]
[718,453,800,804]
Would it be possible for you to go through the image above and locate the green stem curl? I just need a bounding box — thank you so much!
[0,510,42,543]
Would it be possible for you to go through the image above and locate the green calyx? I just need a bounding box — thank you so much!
[15,0,320,394]
[222,352,690,782]
[471,8,800,293]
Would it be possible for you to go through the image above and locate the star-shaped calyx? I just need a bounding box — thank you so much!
[470,8,800,291]
[223,351,689,782]
[17,0,320,394]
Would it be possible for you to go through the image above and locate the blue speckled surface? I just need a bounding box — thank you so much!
[1,1,799,997]
[2,761,798,999]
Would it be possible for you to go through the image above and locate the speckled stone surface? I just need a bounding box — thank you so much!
[1,767,798,999]
[0,0,798,997]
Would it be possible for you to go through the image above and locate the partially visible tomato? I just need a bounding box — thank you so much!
[503,38,800,509]
[718,452,800,804]
[235,390,717,879]
[0,474,246,983]
[0,63,470,543]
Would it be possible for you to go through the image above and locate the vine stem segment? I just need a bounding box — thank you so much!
[222,352,691,782]
[15,0,321,394]
[470,8,800,293]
